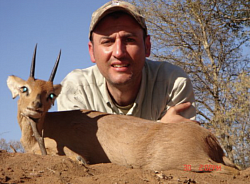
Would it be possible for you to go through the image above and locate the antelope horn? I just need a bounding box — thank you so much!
[30,44,37,78]
[49,50,61,82]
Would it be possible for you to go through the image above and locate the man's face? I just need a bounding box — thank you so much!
[89,13,151,88]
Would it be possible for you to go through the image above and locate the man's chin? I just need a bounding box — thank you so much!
[107,78,133,87]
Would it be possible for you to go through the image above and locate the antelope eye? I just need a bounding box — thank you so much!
[48,93,56,100]
[20,86,28,93]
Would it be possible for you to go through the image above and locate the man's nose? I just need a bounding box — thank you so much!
[112,39,126,58]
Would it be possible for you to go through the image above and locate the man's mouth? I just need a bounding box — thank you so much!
[112,64,129,68]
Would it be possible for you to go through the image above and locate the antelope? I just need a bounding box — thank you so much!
[7,45,240,174]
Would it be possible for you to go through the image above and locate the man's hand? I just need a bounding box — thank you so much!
[160,102,199,124]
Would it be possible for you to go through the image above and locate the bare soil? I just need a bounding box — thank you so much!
[0,150,249,184]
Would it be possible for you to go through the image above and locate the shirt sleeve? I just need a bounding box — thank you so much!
[160,76,196,120]
[57,67,106,112]
[172,77,196,120]
[57,80,81,111]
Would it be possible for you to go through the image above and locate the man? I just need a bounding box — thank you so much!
[57,1,197,123]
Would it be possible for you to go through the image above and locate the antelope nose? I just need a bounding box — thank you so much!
[32,95,42,108]
[33,100,42,108]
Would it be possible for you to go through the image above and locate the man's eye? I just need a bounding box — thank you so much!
[126,38,135,42]
[101,40,113,45]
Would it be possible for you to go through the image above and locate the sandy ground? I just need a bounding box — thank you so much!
[0,150,250,184]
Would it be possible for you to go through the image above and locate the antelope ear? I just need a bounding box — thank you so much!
[7,75,26,99]
[53,84,62,97]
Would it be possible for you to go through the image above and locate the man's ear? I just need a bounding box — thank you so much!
[145,35,151,57]
[88,41,96,63]
[7,75,26,99]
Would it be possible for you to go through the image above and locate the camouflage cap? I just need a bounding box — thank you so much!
[89,0,147,40]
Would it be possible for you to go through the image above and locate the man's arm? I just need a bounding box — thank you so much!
[160,74,198,124]
[160,102,199,124]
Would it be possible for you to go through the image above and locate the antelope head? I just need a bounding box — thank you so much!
[7,45,62,120]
